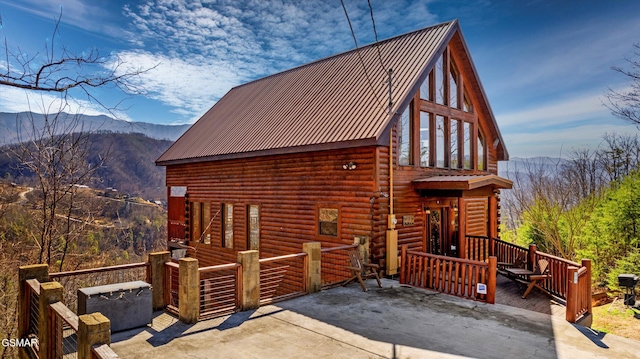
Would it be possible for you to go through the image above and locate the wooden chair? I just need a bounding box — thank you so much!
[522,258,551,299]
[343,249,382,292]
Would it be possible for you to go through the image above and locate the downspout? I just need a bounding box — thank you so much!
[386,68,399,276]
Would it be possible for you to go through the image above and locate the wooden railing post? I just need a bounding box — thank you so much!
[178,257,199,324]
[78,313,110,359]
[528,244,537,271]
[238,250,260,311]
[566,266,579,323]
[487,256,497,304]
[149,251,171,310]
[18,264,49,340]
[582,259,593,316]
[39,281,63,358]
[303,242,321,294]
[400,245,407,284]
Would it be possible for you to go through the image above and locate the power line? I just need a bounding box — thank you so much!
[367,0,386,73]
[340,0,384,110]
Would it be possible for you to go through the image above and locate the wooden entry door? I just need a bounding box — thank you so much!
[425,206,458,257]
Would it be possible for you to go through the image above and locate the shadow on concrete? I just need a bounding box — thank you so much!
[112,307,285,348]
[572,324,609,349]
[277,280,559,359]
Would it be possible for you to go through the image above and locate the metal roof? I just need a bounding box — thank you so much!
[157,21,459,166]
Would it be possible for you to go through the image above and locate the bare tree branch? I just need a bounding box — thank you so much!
[605,43,640,125]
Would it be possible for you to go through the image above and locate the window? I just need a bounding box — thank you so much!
[478,132,486,171]
[223,203,233,248]
[435,54,444,105]
[398,107,412,165]
[318,208,338,237]
[190,202,210,244]
[463,122,472,169]
[420,111,430,167]
[451,119,459,168]
[450,65,458,109]
[247,205,260,250]
[420,71,431,101]
[463,91,473,113]
[436,115,445,168]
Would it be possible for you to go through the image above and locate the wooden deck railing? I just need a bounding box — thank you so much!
[492,237,528,266]
[320,244,357,288]
[465,235,490,262]
[49,301,79,358]
[198,263,241,319]
[92,344,121,359]
[259,253,307,305]
[566,259,593,324]
[50,262,150,314]
[534,251,579,299]
[23,279,40,358]
[400,245,497,303]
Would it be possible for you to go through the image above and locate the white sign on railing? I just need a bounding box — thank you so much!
[476,283,487,294]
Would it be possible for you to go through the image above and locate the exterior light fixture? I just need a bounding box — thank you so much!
[343,161,357,170]
[424,206,431,214]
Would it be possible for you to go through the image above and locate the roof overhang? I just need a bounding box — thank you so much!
[412,174,512,197]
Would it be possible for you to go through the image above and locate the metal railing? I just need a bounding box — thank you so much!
[50,263,150,314]
[401,246,496,303]
[24,278,41,357]
[320,244,357,288]
[259,253,307,305]
[199,263,241,319]
[164,262,179,315]
[49,301,79,359]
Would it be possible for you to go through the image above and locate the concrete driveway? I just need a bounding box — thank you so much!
[111,279,640,358]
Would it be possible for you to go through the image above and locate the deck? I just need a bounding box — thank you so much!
[495,273,566,317]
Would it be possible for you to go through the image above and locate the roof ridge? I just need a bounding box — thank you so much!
[231,20,457,91]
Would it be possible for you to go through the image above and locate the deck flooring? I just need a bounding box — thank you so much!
[495,273,566,317]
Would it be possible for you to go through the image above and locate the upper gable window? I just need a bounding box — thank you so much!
[435,54,444,105]
[398,106,412,165]
[478,131,486,171]
[419,72,431,102]
[463,91,473,113]
[450,63,459,109]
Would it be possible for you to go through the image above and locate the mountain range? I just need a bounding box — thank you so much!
[0,112,190,144]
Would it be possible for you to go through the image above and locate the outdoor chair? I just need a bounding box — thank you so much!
[497,252,526,276]
[343,249,382,292]
[521,258,551,299]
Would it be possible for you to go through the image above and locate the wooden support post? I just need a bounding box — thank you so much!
[18,264,49,340]
[582,259,593,317]
[488,195,498,240]
[400,245,407,284]
[386,229,398,276]
[39,281,63,359]
[528,244,537,272]
[149,251,171,310]
[566,266,579,323]
[458,198,466,259]
[238,250,260,311]
[78,313,111,359]
[303,242,321,294]
[487,256,497,304]
[178,257,199,324]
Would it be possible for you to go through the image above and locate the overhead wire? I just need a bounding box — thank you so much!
[339,0,385,110]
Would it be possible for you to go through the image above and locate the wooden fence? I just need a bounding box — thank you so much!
[400,245,497,303]
[465,235,490,262]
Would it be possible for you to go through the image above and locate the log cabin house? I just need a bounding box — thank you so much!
[156,19,512,275]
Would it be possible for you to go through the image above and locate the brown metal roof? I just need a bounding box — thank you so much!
[412,175,513,190]
[157,21,460,165]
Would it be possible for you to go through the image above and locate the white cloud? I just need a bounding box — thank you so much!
[497,91,611,129]
[117,0,439,119]
[0,86,133,121]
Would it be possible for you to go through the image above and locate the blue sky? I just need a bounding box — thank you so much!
[0,0,639,158]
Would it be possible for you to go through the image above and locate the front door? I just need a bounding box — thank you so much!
[425,206,458,257]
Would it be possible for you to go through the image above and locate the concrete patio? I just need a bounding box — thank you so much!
[111,279,640,358]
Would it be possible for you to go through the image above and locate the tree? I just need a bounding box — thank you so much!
[605,44,640,125]
[0,10,153,269]
[0,11,150,112]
